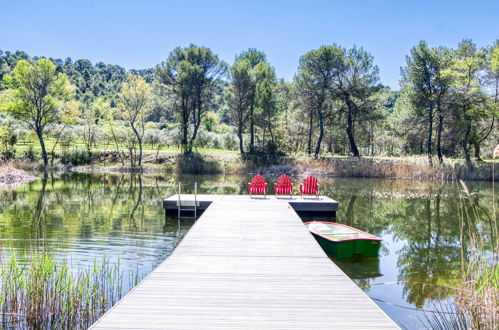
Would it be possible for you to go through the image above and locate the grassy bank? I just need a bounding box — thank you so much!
[4,149,498,181]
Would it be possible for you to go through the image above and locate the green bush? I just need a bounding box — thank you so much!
[61,150,92,165]
[1,150,16,160]
[23,146,37,161]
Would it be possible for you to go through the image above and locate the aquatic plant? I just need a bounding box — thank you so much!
[453,179,498,329]
[423,176,498,329]
[0,251,140,329]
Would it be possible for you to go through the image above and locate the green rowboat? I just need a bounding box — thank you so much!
[305,221,382,259]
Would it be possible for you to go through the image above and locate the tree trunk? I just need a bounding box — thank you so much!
[249,100,255,154]
[314,102,324,159]
[473,142,482,161]
[267,110,275,156]
[131,123,143,167]
[427,103,434,167]
[188,101,202,154]
[237,123,245,156]
[436,113,444,165]
[138,136,143,167]
[307,108,313,156]
[462,121,472,168]
[182,122,189,154]
[344,95,360,157]
[36,127,48,167]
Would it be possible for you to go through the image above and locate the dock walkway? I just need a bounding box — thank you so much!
[91,196,398,329]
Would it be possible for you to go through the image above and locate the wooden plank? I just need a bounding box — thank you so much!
[91,196,399,329]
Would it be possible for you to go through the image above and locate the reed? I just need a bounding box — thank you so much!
[0,250,140,329]
[453,179,498,329]
[298,156,498,181]
[423,177,498,329]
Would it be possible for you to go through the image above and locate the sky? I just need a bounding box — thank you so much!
[2,0,498,89]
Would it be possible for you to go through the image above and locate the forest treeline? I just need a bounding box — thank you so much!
[0,39,497,168]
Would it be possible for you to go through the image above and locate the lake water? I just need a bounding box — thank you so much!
[0,172,496,329]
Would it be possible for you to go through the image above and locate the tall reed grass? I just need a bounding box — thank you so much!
[0,251,140,329]
[423,175,498,328]
[298,156,498,181]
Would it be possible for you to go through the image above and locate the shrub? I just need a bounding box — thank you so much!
[223,133,238,150]
[60,150,92,165]
[1,150,16,160]
[23,146,37,161]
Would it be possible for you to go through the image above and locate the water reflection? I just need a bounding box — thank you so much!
[0,173,496,329]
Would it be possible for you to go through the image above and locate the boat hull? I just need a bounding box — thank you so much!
[311,232,381,259]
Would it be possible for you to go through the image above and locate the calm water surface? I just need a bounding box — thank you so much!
[0,172,496,329]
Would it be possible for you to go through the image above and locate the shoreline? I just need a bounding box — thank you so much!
[5,155,496,182]
[0,164,39,189]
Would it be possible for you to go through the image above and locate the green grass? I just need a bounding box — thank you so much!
[15,138,238,154]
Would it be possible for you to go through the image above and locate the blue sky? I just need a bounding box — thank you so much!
[2,0,498,89]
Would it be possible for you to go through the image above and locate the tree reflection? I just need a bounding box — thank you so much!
[394,192,461,307]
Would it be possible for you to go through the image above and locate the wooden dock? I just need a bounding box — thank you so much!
[91,196,398,329]
[163,194,339,217]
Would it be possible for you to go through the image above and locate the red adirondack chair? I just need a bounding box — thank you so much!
[274,174,293,197]
[248,175,267,197]
[300,176,319,198]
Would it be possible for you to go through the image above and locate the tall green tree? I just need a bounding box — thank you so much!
[402,41,447,166]
[157,45,226,153]
[334,46,380,157]
[254,62,278,154]
[118,74,153,167]
[445,40,488,166]
[80,99,102,158]
[227,58,252,155]
[233,49,267,154]
[1,59,73,166]
[471,41,499,160]
[295,46,344,158]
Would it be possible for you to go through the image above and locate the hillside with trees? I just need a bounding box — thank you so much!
[0,40,497,175]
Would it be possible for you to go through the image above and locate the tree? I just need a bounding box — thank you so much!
[402,42,440,166]
[227,58,252,155]
[1,59,73,166]
[254,62,278,154]
[295,46,344,158]
[118,74,153,167]
[432,48,453,164]
[157,45,226,154]
[80,99,102,157]
[236,49,267,154]
[50,99,80,165]
[334,46,380,157]
[470,41,499,160]
[445,40,488,166]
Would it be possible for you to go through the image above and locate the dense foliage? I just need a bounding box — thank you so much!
[0,39,497,167]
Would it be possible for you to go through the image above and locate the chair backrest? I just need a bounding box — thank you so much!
[251,175,266,187]
[277,174,292,187]
[303,176,318,193]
